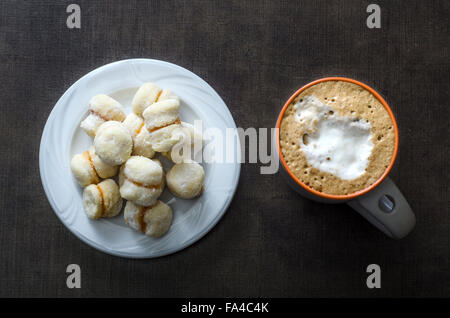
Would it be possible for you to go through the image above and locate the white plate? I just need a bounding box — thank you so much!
[39,59,240,258]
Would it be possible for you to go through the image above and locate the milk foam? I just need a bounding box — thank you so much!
[293,96,373,180]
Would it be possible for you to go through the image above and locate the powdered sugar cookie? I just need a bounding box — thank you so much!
[132,82,162,116]
[80,94,126,138]
[123,113,155,158]
[166,161,205,199]
[70,146,118,187]
[94,121,132,166]
[83,179,122,219]
[119,156,164,206]
[124,200,173,238]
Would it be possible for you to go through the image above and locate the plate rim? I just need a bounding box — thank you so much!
[39,58,241,259]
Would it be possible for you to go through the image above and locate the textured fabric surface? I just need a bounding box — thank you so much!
[0,0,449,297]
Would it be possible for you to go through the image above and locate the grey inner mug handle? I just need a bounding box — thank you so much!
[347,177,416,239]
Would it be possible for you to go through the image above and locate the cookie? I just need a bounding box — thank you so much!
[163,122,204,163]
[142,99,180,131]
[166,161,205,199]
[80,94,126,138]
[70,146,117,187]
[124,200,173,238]
[132,82,162,116]
[123,113,155,158]
[119,156,164,206]
[83,179,122,219]
[94,121,133,166]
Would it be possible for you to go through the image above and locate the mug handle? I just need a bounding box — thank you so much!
[347,177,416,239]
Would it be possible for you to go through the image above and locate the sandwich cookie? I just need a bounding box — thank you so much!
[123,113,155,158]
[166,161,205,199]
[132,82,162,117]
[124,200,173,238]
[162,122,204,163]
[143,98,183,153]
[94,121,133,166]
[83,179,123,219]
[119,156,164,206]
[70,146,118,187]
[80,94,126,138]
[143,99,180,131]
[132,82,180,117]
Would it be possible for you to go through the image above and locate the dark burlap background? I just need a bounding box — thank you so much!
[0,0,448,297]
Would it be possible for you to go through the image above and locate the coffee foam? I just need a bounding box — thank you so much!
[279,80,396,195]
[294,96,373,180]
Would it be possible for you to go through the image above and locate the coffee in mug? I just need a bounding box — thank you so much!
[279,80,396,196]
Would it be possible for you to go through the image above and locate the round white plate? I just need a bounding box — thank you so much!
[39,59,240,258]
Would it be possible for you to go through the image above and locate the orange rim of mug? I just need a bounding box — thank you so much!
[276,77,399,200]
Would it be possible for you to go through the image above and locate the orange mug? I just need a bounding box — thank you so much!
[275,77,415,239]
